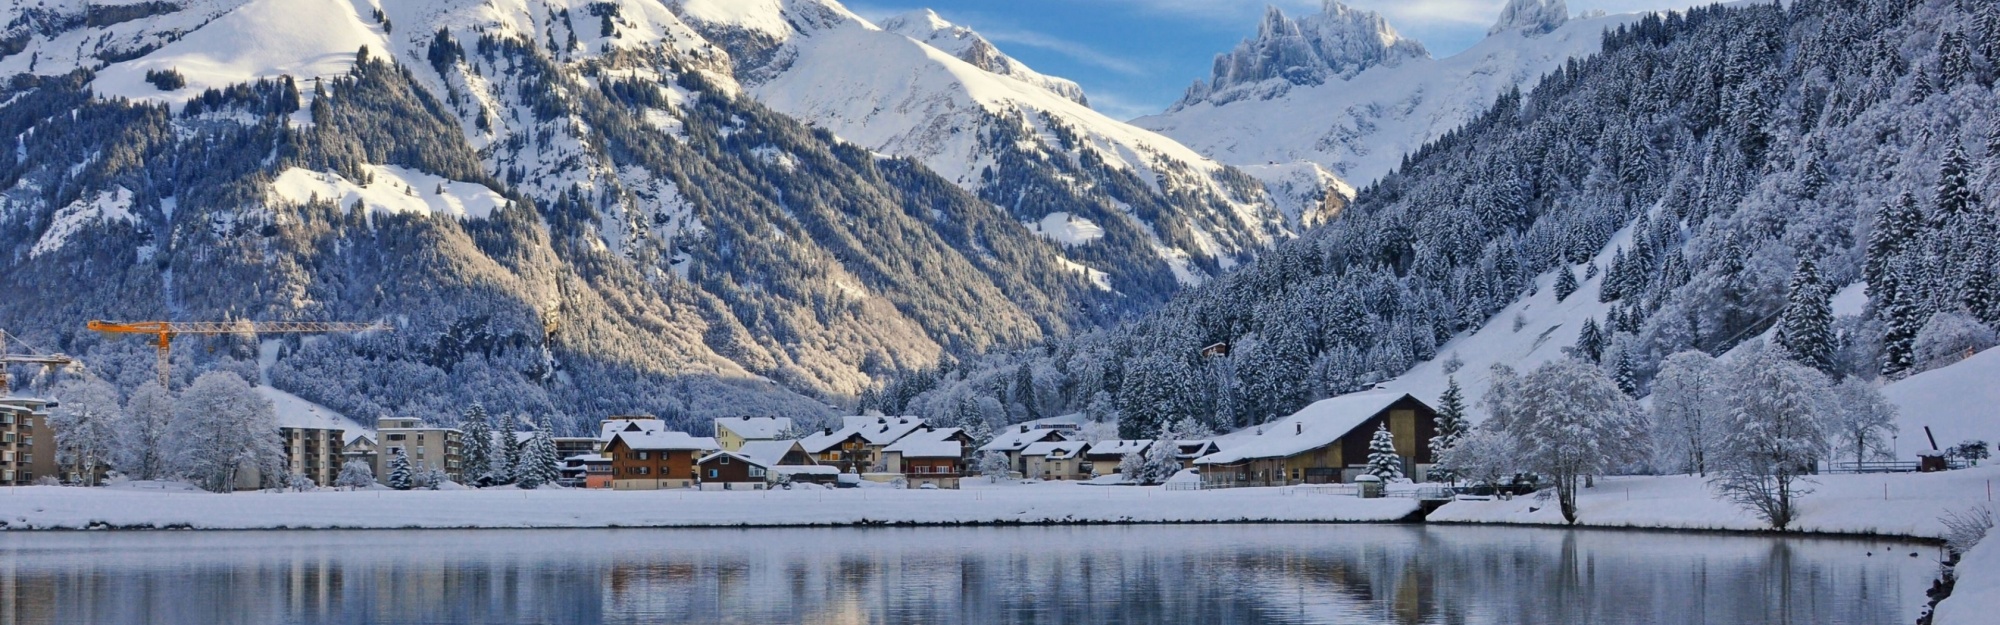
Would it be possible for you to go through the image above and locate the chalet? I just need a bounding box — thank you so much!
[606,430,720,490]
[800,416,927,473]
[1020,441,1089,480]
[713,416,793,451]
[598,416,667,443]
[976,425,1075,476]
[695,451,772,490]
[1195,392,1437,488]
[881,427,973,489]
[1173,440,1220,468]
[1083,439,1153,477]
[737,440,838,485]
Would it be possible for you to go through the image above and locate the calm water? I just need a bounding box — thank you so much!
[0,525,1940,625]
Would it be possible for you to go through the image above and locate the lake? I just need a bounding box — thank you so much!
[0,525,1941,624]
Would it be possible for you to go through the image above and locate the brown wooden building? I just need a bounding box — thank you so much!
[1196,392,1438,487]
[607,430,720,490]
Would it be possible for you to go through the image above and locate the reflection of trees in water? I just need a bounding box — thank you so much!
[0,527,1930,624]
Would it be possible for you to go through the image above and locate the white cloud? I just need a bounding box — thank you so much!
[1084,90,1172,122]
[980,28,1149,76]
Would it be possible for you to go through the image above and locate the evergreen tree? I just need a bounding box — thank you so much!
[518,415,562,489]
[1865,193,1920,299]
[1427,377,1469,484]
[1575,317,1605,363]
[1613,344,1640,397]
[1365,424,1404,480]
[1936,143,1978,229]
[1881,260,1926,378]
[1775,259,1835,373]
[387,448,414,490]
[494,421,523,485]
[460,403,494,486]
[1554,264,1580,302]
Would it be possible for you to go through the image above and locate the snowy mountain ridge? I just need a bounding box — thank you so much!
[1173,1,1429,111]
[876,9,1090,107]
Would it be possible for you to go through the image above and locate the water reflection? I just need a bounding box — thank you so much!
[0,525,1938,624]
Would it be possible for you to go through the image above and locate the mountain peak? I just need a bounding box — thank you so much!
[1180,1,1428,109]
[1489,0,1569,36]
[877,8,1090,106]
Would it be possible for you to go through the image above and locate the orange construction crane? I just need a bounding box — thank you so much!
[0,329,80,395]
[87,320,393,388]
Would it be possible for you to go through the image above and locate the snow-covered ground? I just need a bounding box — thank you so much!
[1935,527,2000,625]
[0,480,1418,530]
[1430,465,2000,538]
[1883,345,2000,452]
[268,165,510,221]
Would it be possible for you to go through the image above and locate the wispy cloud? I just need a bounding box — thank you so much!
[980,28,1149,76]
[1084,90,1172,122]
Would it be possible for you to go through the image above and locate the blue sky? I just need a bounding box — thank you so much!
[843,1,1711,120]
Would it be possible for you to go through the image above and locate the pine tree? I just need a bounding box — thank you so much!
[1575,317,1605,363]
[1365,424,1404,480]
[1554,264,1580,302]
[494,422,523,485]
[1936,143,1978,229]
[518,415,562,489]
[460,403,494,486]
[1881,260,1925,378]
[1865,193,1920,295]
[1428,377,1469,484]
[1936,32,1972,87]
[387,448,414,490]
[1775,259,1835,373]
[1613,345,1640,397]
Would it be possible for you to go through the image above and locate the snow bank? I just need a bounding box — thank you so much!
[92,0,387,104]
[1883,346,2000,451]
[269,165,508,220]
[1028,212,1105,246]
[0,481,1418,530]
[1430,466,2000,538]
[1935,528,2000,625]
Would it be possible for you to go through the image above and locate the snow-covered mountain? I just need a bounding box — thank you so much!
[0,0,1291,430]
[1137,0,1635,187]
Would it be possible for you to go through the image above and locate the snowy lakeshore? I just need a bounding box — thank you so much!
[0,481,1420,531]
[1428,465,1999,539]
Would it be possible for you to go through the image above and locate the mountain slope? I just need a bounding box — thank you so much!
[0,0,1191,430]
[1137,0,1634,187]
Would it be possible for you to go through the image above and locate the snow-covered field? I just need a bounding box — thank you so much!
[1935,528,2000,625]
[0,480,1418,531]
[1431,465,2000,538]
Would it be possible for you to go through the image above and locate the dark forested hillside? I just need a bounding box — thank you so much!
[881,0,2000,440]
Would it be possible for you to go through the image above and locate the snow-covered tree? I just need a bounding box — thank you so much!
[459,403,494,486]
[1124,438,1182,485]
[517,416,561,489]
[1498,358,1649,523]
[1440,428,1519,495]
[286,472,316,493]
[976,451,1012,482]
[387,448,414,490]
[1574,317,1604,363]
[1364,424,1404,480]
[1911,311,1997,374]
[1826,378,1898,467]
[172,371,284,493]
[1650,351,1724,476]
[116,381,175,481]
[1554,264,1579,302]
[47,378,121,486]
[1950,441,1990,467]
[1713,341,1831,530]
[492,422,522,485]
[335,459,376,490]
[1427,377,1469,484]
[1775,259,1835,373]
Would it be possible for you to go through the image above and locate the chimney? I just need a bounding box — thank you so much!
[1020,425,1030,433]
[824,427,834,436]
[1296,423,1303,435]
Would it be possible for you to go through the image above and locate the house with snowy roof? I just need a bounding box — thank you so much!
[598,416,667,442]
[713,416,795,451]
[1020,441,1089,481]
[977,424,1075,476]
[606,430,721,490]
[1173,440,1220,468]
[800,416,928,474]
[1195,392,1437,488]
[1082,439,1153,478]
[737,439,839,486]
[881,427,975,489]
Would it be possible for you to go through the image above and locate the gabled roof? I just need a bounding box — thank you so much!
[697,450,768,468]
[610,430,720,452]
[801,416,928,452]
[599,418,666,441]
[1174,440,1219,458]
[714,416,793,439]
[737,440,810,465]
[884,428,967,458]
[1195,392,1414,465]
[978,426,1071,452]
[1084,439,1153,457]
[799,428,868,454]
[1020,441,1087,459]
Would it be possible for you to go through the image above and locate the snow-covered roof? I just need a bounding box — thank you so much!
[257,386,372,444]
[599,418,667,441]
[611,430,720,452]
[884,439,964,459]
[0,396,54,414]
[978,426,1071,452]
[1085,439,1154,457]
[736,440,807,465]
[770,465,841,476]
[714,416,793,439]
[1175,440,1219,459]
[799,416,927,453]
[1196,392,1413,465]
[1020,441,1087,459]
[697,450,768,468]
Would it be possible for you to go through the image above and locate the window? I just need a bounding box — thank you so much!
[387,434,406,441]
[719,457,729,464]
[707,469,718,479]
[636,451,650,460]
